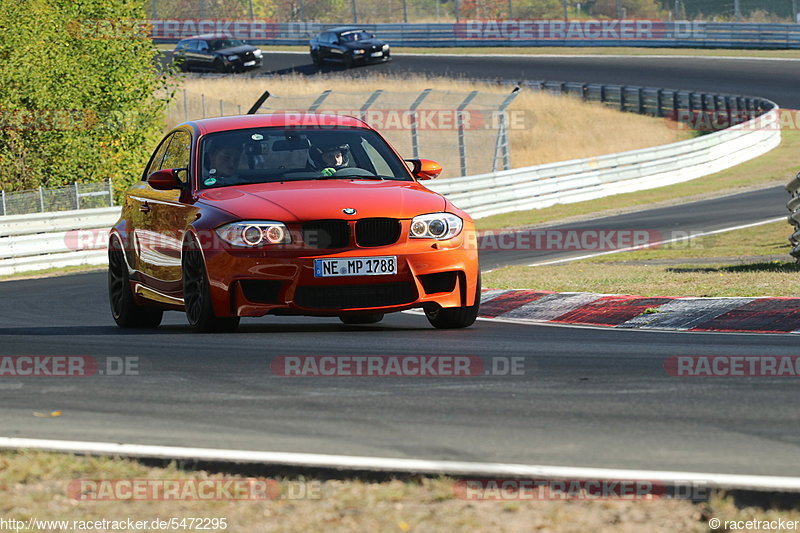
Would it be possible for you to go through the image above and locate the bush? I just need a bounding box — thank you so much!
[0,0,173,199]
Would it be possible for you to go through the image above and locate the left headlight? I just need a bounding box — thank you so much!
[226,55,239,61]
[382,44,390,51]
[409,213,463,240]
[253,49,263,58]
[216,221,291,247]
[353,49,365,55]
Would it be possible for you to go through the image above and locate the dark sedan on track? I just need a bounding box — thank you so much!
[173,33,263,73]
[309,27,390,68]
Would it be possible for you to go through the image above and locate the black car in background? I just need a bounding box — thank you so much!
[309,27,390,68]
[173,33,263,73]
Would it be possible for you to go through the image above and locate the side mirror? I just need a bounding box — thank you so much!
[147,168,182,190]
[406,159,442,180]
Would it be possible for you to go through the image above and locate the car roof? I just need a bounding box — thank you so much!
[186,113,371,135]
[328,27,367,34]
[179,33,231,41]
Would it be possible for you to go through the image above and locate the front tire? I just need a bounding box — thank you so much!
[424,275,481,329]
[182,238,240,333]
[213,58,228,73]
[108,237,163,328]
[339,313,384,325]
[311,50,323,65]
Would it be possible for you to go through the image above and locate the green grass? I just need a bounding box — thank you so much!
[484,220,800,297]
[476,129,800,231]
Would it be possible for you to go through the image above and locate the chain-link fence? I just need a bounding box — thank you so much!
[167,86,519,177]
[0,180,114,216]
[144,0,800,24]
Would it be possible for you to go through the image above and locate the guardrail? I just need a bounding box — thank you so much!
[150,20,800,49]
[428,81,780,218]
[0,208,118,276]
[0,80,780,276]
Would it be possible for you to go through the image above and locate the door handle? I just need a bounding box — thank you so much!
[139,202,151,214]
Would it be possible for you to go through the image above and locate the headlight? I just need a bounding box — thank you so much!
[353,49,365,55]
[382,44,389,51]
[253,49,263,58]
[409,213,463,240]
[226,55,239,61]
[216,221,291,247]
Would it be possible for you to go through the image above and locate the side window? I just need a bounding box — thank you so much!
[161,130,192,184]
[198,40,209,52]
[175,41,186,51]
[143,134,172,180]
[323,32,335,44]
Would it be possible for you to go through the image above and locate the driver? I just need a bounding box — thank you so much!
[204,137,243,187]
[311,142,351,176]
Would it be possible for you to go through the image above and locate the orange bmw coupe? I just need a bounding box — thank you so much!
[109,114,480,332]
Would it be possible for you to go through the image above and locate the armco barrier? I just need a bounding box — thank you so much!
[427,81,779,218]
[0,208,119,276]
[0,82,780,275]
[149,21,800,49]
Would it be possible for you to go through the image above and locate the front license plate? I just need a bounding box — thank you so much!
[243,60,256,66]
[370,51,383,57]
[314,256,397,277]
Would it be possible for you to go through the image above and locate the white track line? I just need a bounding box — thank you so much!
[1,437,799,492]
[528,217,785,266]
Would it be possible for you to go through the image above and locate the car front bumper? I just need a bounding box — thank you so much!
[200,225,479,318]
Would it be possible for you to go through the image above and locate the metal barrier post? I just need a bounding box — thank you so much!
[409,88,432,159]
[457,91,479,177]
[74,182,81,210]
[1,189,5,216]
[359,89,383,123]
[656,89,663,116]
[39,186,44,212]
[619,86,626,111]
[108,179,114,207]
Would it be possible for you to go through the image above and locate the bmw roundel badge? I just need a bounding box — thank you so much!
[343,208,357,215]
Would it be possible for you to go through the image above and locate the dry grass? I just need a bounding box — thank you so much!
[168,74,689,177]
[5,450,800,532]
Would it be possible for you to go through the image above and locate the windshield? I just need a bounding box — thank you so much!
[208,39,245,50]
[339,31,372,42]
[199,127,412,189]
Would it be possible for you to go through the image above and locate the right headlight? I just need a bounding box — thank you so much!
[216,221,291,247]
[226,55,239,61]
[409,213,463,240]
[352,49,365,55]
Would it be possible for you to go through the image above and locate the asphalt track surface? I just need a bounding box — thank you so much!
[4,54,800,477]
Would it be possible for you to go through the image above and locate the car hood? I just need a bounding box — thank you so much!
[197,179,446,222]
[344,39,385,50]
[214,45,257,55]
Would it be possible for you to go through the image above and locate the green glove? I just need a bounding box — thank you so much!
[321,167,336,177]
